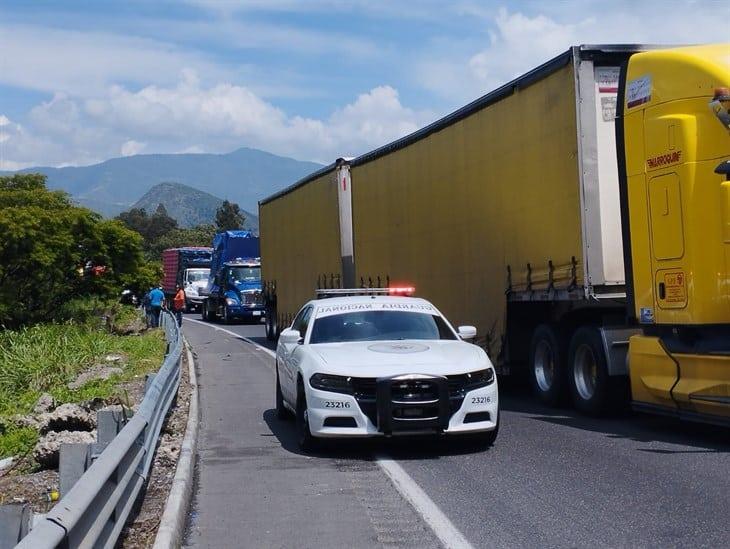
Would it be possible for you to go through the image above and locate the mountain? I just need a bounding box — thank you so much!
[0,147,322,217]
[131,182,259,231]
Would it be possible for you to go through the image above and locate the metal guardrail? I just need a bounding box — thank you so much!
[16,310,183,549]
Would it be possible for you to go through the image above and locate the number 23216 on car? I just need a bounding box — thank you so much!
[275,291,499,451]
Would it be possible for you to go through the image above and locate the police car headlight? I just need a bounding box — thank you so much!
[309,373,353,394]
[225,297,237,306]
[465,368,494,389]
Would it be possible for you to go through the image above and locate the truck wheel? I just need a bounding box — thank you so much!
[529,324,567,407]
[221,305,230,324]
[296,380,318,452]
[207,300,218,322]
[568,327,622,415]
[201,301,208,321]
[265,309,277,341]
[276,368,291,420]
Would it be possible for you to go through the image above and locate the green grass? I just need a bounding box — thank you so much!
[0,305,166,460]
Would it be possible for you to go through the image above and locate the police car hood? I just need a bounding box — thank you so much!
[310,340,487,376]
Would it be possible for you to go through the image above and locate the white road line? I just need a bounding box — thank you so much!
[184,317,276,358]
[376,457,474,549]
[185,315,474,549]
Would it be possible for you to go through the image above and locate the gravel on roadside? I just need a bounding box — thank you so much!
[120,348,192,548]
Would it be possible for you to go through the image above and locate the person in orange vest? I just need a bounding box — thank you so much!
[173,283,186,327]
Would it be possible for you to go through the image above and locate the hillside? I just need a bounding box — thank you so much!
[0,147,322,217]
[131,182,259,230]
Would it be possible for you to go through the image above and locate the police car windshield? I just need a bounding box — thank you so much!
[309,311,457,344]
[227,267,261,282]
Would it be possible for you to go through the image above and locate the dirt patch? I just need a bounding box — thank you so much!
[0,468,59,510]
[120,348,192,548]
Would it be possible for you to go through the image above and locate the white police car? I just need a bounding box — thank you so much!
[275,288,499,450]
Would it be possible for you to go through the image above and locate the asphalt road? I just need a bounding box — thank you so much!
[182,313,730,549]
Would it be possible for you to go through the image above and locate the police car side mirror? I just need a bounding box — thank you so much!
[280,329,302,345]
[458,326,477,340]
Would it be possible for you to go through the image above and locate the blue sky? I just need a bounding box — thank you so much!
[0,0,728,169]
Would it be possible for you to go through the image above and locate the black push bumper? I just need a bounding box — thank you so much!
[375,374,451,434]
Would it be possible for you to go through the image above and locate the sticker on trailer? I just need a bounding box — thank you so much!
[601,97,617,121]
[595,67,619,93]
[627,75,652,108]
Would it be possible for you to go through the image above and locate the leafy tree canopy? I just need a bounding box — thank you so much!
[215,200,245,232]
[0,174,154,327]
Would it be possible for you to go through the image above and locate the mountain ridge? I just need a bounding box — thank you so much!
[131,181,259,230]
[0,147,323,217]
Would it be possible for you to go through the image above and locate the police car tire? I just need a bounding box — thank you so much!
[275,369,291,420]
[461,413,499,450]
[296,381,318,452]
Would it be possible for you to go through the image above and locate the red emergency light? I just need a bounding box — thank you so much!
[388,286,415,296]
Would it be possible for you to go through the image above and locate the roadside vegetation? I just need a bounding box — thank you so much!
[0,300,166,460]
[0,174,169,463]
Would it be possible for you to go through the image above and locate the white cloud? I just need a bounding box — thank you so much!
[416,3,730,103]
[121,140,147,157]
[1,73,431,168]
[0,24,230,97]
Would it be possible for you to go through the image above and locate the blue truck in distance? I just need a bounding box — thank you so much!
[201,230,264,324]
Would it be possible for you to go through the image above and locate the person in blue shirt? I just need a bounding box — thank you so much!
[148,286,165,328]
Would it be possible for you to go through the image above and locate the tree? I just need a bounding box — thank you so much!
[148,224,217,259]
[0,173,150,327]
[215,200,245,232]
[116,203,179,260]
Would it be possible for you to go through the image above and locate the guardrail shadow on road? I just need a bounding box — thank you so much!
[262,408,498,460]
[498,386,730,454]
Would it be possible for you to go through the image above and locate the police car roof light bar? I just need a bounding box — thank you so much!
[315,287,415,299]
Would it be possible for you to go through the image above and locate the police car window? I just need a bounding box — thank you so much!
[299,307,313,337]
[310,311,457,344]
[292,306,312,334]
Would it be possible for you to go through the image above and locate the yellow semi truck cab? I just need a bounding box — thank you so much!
[619,44,730,422]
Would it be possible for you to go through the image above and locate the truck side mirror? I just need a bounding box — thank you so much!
[715,160,730,181]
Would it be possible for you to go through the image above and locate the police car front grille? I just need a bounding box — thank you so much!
[350,375,469,428]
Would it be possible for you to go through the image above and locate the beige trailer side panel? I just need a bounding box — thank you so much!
[260,170,342,324]
[351,63,582,357]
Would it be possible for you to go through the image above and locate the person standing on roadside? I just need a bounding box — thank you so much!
[149,285,165,328]
[173,283,186,327]
[142,288,153,327]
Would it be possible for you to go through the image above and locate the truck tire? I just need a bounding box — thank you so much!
[265,308,278,341]
[529,324,567,407]
[206,300,218,322]
[221,305,230,324]
[201,301,208,321]
[568,327,624,415]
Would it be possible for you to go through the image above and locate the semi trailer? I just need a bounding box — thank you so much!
[260,44,730,424]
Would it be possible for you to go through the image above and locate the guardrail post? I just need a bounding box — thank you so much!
[94,409,128,457]
[145,373,157,394]
[59,443,92,496]
[0,502,32,546]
